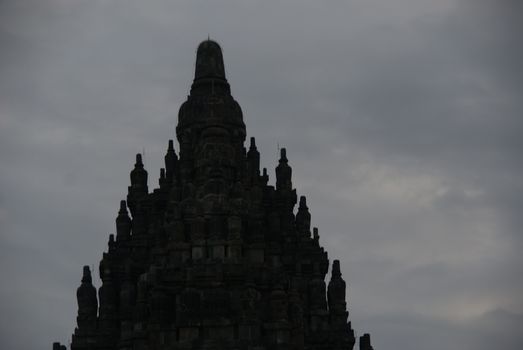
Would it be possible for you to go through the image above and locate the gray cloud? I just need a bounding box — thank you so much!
[1,1,521,349]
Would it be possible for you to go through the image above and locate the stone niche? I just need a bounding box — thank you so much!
[211,244,225,259]
[246,246,264,264]
[203,325,234,340]
[179,327,200,342]
[192,246,205,260]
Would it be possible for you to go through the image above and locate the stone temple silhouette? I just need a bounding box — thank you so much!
[53,40,375,350]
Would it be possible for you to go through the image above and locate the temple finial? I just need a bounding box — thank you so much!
[360,334,374,350]
[116,200,131,240]
[313,227,320,241]
[81,265,92,284]
[135,153,143,167]
[276,148,292,191]
[159,168,167,188]
[247,136,260,180]
[299,195,307,209]
[165,140,178,182]
[280,148,288,163]
[195,40,226,80]
[332,259,341,277]
[296,195,311,235]
[130,153,147,187]
[119,200,127,213]
[76,265,97,331]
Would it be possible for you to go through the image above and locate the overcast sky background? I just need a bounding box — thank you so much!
[1,0,522,349]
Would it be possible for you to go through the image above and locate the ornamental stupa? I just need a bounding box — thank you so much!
[53,40,375,350]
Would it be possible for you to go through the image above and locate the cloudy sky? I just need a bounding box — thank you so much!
[1,0,522,349]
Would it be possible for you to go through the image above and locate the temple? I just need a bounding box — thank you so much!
[53,40,375,350]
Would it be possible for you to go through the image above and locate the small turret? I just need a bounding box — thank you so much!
[296,196,311,237]
[328,260,356,349]
[276,148,292,192]
[328,260,347,313]
[108,234,116,253]
[98,254,118,333]
[159,168,167,189]
[332,259,341,278]
[164,140,178,182]
[130,154,148,193]
[116,200,131,240]
[313,227,320,243]
[261,167,269,185]
[247,137,260,181]
[127,154,148,217]
[360,333,374,350]
[75,266,98,331]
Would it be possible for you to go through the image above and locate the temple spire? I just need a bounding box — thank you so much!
[189,40,231,97]
[59,40,368,350]
[313,227,320,243]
